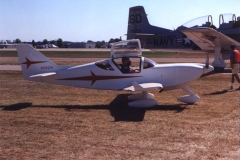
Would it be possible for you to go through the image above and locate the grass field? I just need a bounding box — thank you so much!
[0,50,213,58]
[0,71,239,159]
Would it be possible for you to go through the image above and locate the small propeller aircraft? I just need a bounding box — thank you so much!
[127,6,240,72]
[16,39,213,108]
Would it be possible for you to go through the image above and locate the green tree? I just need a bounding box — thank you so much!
[57,38,63,48]
[43,39,48,44]
[95,40,106,48]
[15,38,21,43]
[95,41,101,48]
[108,38,121,43]
[32,40,36,46]
[114,38,121,42]
[108,38,114,43]
[50,40,56,45]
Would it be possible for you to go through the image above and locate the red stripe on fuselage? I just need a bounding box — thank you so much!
[57,71,142,86]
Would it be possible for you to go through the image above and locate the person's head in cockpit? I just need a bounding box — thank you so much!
[122,57,131,67]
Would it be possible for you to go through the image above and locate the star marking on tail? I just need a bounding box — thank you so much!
[21,57,47,69]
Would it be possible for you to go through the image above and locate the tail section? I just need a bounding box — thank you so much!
[16,45,63,81]
[127,6,171,40]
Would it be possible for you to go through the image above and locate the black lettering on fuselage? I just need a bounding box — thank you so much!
[41,66,53,70]
[169,36,174,45]
[129,15,135,23]
[154,39,158,47]
[136,14,141,23]
[128,14,142,24]
[153,36,175,47]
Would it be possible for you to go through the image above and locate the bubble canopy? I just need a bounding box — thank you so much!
[180,15,213,29]
[111,39,142,58]
[219,13,236,26]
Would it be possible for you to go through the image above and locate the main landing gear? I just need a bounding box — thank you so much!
[212,47,226,73]
[127,87,200,108]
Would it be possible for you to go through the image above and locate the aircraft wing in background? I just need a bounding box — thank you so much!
[182,27,240,72]
[182,28,240,52]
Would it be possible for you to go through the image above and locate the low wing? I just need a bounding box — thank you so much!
[124,82,163,92]
[182,28,240,52]
[30,72,56,78]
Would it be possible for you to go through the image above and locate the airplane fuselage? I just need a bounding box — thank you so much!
[218,27,240,44]
[16,40,214,107]
[33,57,207,91]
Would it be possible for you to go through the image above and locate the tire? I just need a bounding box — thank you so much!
[214,67,224,73]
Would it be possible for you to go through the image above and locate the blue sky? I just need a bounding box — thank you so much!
[0,0,239,42]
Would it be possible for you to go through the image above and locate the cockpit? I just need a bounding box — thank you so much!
[219,13,239,28]
[110,39,141,73]
[95,39,157,74]
[95,60,114,71]
[177,13,239,30]
[178,15,215,29]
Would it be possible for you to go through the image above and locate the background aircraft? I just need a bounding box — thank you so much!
[126,6,240,72]
[16,39,213,108]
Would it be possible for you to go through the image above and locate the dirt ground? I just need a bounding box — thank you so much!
[0,71,239,159]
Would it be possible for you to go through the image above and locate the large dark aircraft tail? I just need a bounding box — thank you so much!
[127,6,171,40]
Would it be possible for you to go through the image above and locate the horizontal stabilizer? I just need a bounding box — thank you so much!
[124,82,163,91]
[125,33,156,37]
[30,72,56,78]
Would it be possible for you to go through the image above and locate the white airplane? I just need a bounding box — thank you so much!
[16,39,213,108]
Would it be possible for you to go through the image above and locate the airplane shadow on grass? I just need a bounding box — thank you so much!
[203,88,239,95]
[1,94,188,122]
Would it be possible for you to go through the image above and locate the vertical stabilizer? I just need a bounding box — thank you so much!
[16,45,58,80]
[127,6,171,40]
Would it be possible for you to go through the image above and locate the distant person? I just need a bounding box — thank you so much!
[229,44,240,89]
[120,57,139,73]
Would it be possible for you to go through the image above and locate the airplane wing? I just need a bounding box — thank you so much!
[29,72,56,78]
[182,28,240,52]
[124,82,163,92]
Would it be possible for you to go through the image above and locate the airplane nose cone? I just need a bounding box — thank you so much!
[203,65,214,74]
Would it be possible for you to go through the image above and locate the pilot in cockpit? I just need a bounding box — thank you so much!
[120,57,139,73]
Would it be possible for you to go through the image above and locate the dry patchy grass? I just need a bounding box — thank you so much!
[0,71,239,159]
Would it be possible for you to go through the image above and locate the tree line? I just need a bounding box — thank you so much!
[14,37,122,48]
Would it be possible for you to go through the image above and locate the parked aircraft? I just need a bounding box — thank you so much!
[127,6,240,72]
[16,39,213,108]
